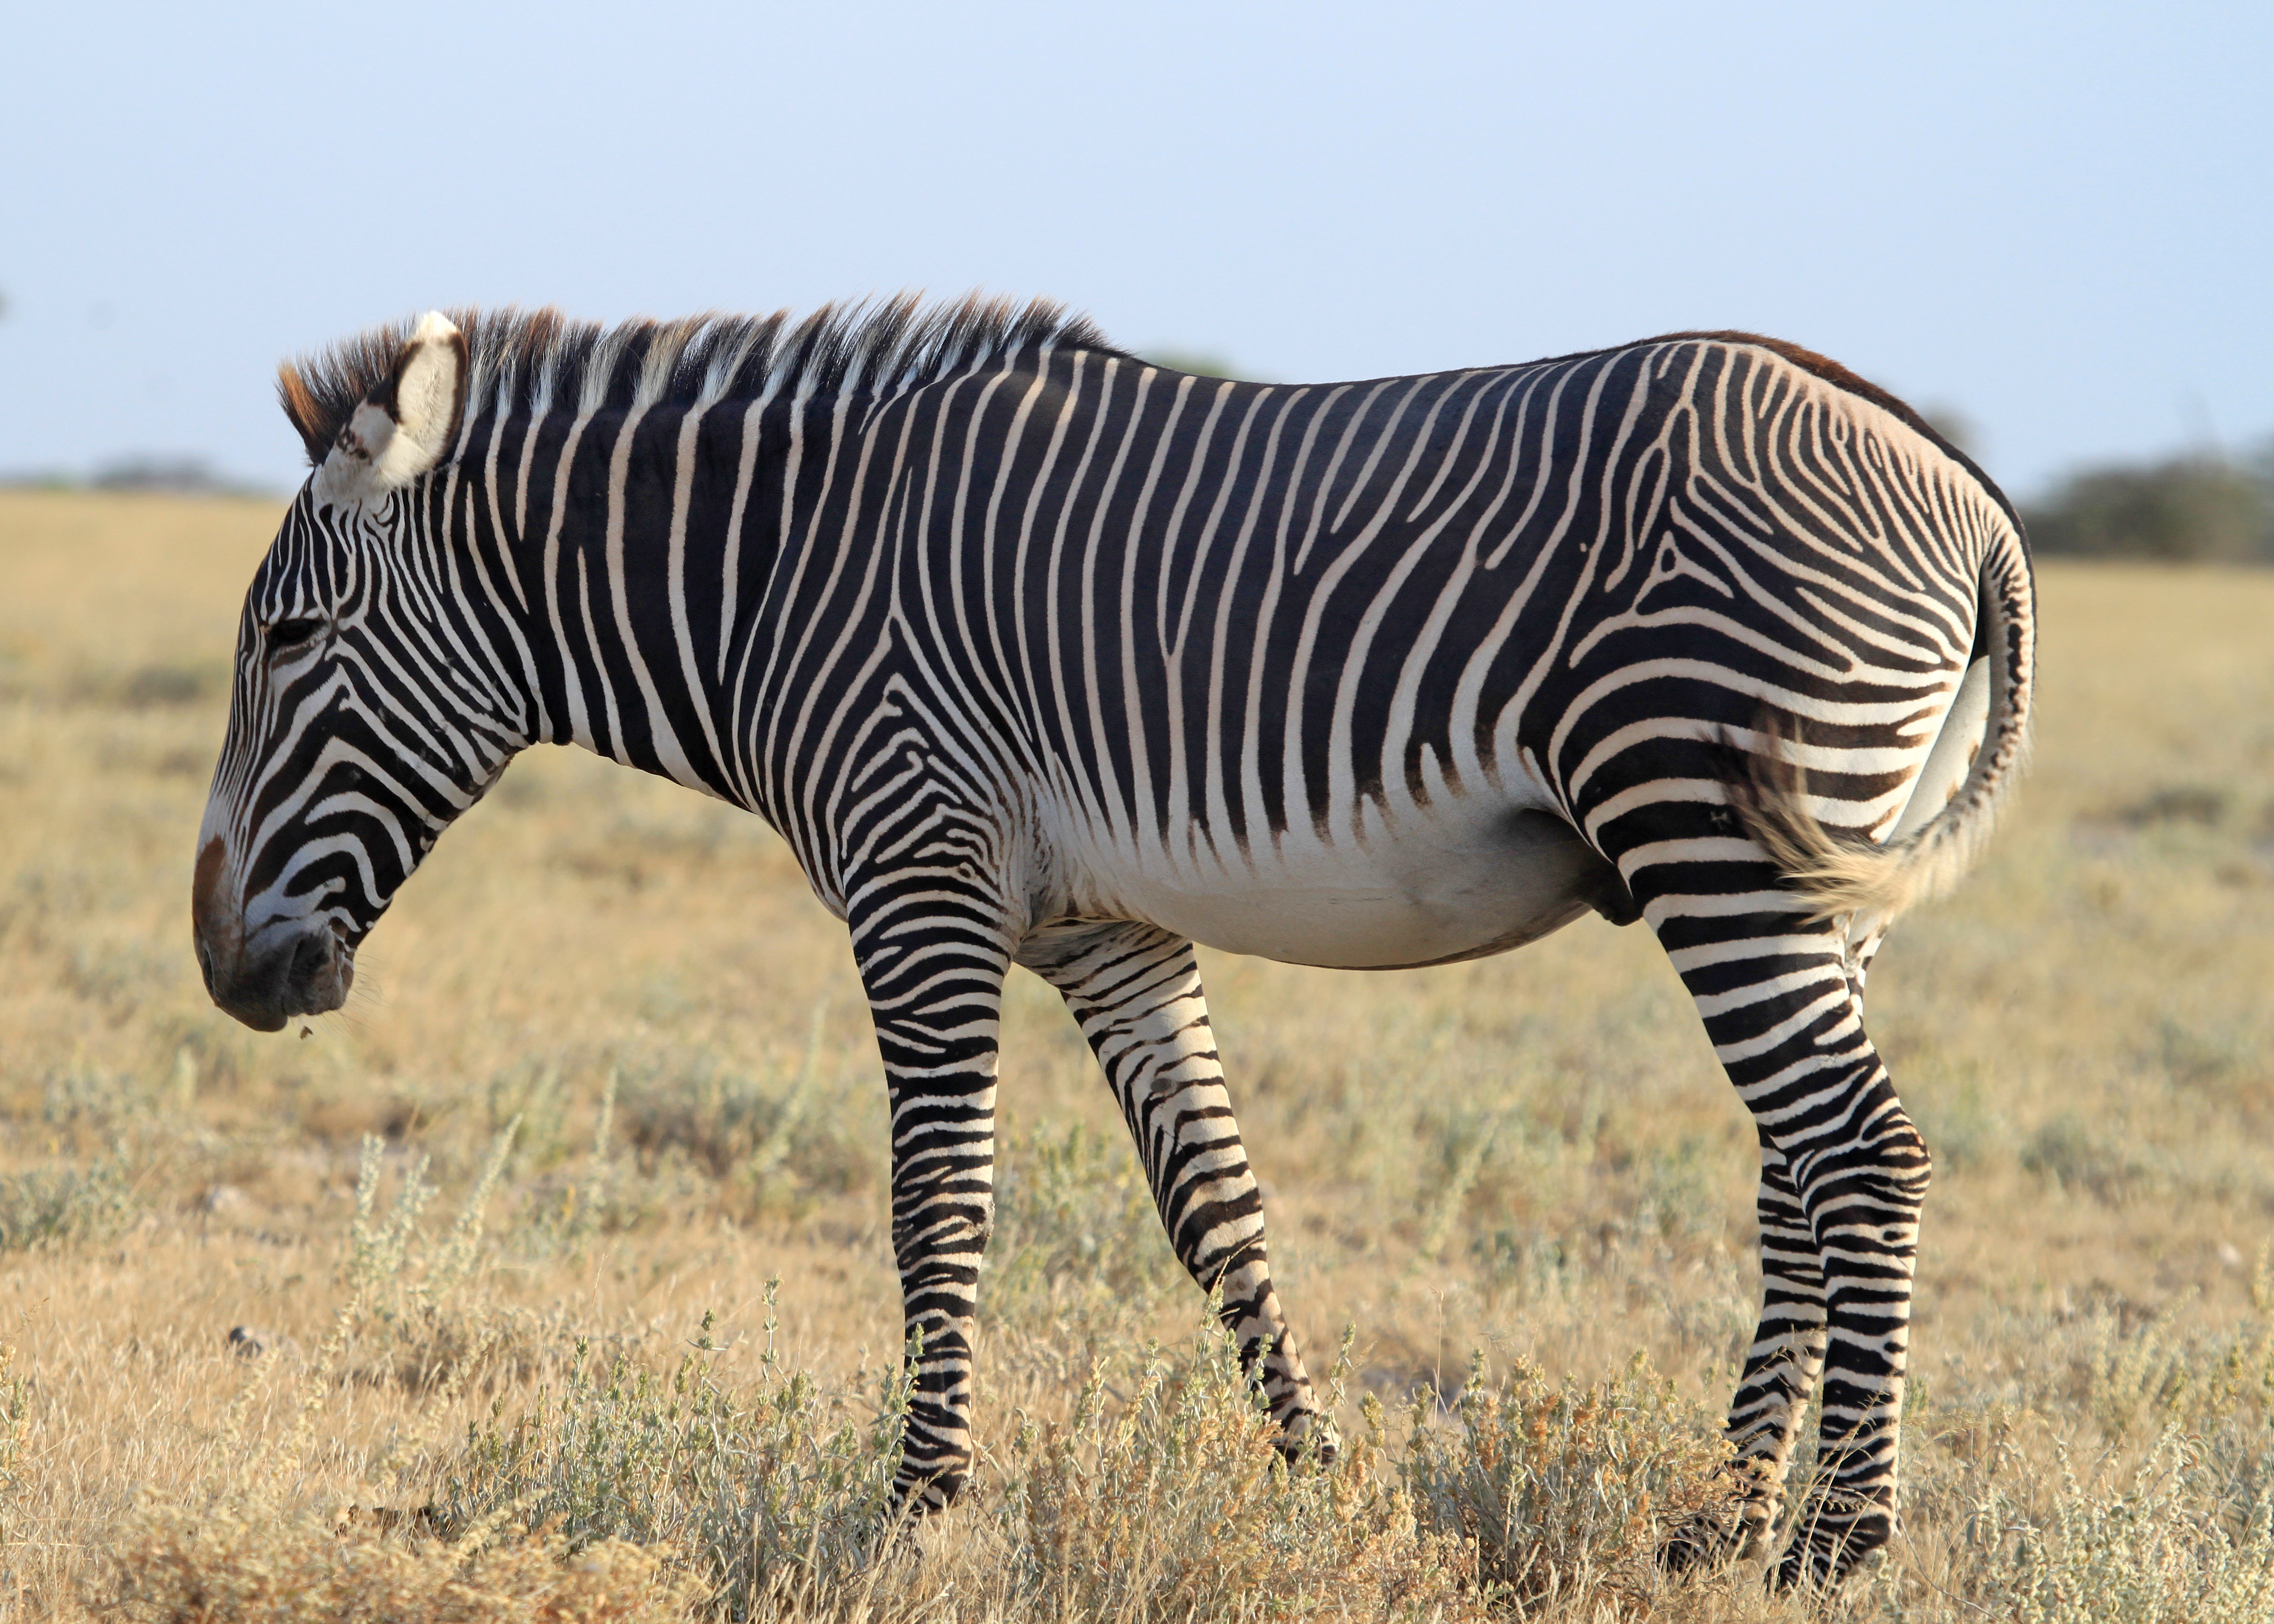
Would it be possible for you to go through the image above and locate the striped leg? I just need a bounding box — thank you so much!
[1645,896,1929,1587]
[848,878,1015,1512]
[1663,1134,1829,1571]
[1018,921,1332,1456]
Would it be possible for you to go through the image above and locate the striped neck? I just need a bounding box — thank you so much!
[409,299,1117,814]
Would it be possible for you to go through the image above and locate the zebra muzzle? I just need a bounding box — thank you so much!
[200,923,351,1031]
[193,843,354,1030]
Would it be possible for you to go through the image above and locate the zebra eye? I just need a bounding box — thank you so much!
[267,617,326,652]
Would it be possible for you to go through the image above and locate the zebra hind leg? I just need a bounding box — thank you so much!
[1659,1135,1828,1574]
[849,881,1015,1514]
[1018,921,1335,1461]
[1642,896,1929,1589]
[1765,1020,1928,1589]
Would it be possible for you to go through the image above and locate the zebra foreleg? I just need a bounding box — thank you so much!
[849,882,1016,1514]
[1018,921,1334,1460]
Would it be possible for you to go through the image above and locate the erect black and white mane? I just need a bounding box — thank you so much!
[275,293,1127,467]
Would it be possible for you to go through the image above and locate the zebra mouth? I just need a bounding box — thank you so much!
[205,921,353,1031]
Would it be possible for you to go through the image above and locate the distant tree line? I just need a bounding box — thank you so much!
[0,456,271,498]
[2021,442,2274,563]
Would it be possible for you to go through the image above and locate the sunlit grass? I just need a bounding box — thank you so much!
[3,490,2273,1618]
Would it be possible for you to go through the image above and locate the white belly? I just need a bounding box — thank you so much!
[1059,804,1635,970]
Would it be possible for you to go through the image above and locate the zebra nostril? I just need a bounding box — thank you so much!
[286,931,332,991]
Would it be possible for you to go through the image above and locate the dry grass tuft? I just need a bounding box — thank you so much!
[990,1324,1474,1621]
[107,1508,705,1623]
[1399,1349,1730,1603]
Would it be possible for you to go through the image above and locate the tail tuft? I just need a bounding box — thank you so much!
[1725,527,2036,930]
[1724,726,2008,926]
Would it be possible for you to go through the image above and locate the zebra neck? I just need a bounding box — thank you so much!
[451,389,842,813]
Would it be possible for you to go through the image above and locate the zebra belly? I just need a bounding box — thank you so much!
[1068,807,1635,970]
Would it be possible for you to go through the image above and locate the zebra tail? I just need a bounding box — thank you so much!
[1730,524,2037,927]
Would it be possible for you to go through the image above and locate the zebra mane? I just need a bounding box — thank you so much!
[276,293,1124,467]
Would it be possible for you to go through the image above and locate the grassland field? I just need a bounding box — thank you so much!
[1,488,2270,1620]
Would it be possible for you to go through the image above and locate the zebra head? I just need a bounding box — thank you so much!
[194,312,523,1029]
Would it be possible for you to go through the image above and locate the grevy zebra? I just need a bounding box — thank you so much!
[191,297,2034,1588]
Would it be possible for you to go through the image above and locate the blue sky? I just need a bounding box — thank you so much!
[3,2,2267,500]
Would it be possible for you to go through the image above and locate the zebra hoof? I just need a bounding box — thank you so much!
[1768,1509,1891,1592]
[1656,1503,1768,1577]
[1655,1522,1736,1577]
[867,1512,927,1566]
[1658,1462,1776,1577]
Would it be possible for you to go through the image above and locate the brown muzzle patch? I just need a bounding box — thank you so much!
[192,836,237,967]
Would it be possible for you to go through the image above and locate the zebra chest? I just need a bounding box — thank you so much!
[1058,804,1635,970]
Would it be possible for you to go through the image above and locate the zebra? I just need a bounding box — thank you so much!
[191,294,2034,1589]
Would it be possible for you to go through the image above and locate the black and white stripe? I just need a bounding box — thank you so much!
[194,296,2034,1588]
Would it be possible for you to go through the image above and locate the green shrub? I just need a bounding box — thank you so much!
[1912,1432,2274,1622]
[610,1022,874,1219]
[2021,1111,2156,1202]
[987,1121,1183,1321]
[0,1154,138,1251]
[339,1126,553,1396]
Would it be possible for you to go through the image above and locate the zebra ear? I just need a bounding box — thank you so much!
[317,312,468,500]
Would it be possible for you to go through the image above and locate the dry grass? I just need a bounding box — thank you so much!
[2,488,2272,1620]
